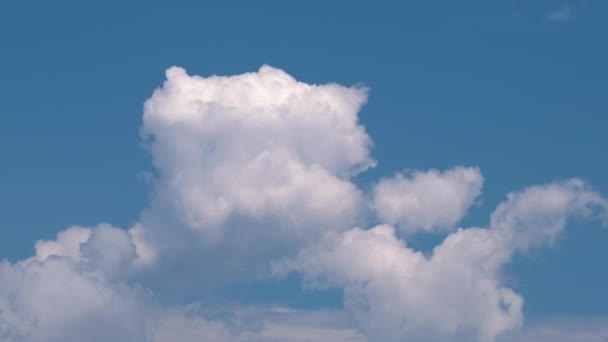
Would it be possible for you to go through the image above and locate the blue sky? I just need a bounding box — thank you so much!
[1,1,608,341]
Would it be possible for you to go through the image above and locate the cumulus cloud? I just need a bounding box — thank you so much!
[142,65,374,247]
[0,252,148,342]
[372,166,483,233]
[275,179,608,341]
[2,224,362,342]
[273,225,521,342]
[490,179,608,251]
[25,226,92,264]
[1,224,152,341]
[2,66,607,342]
[22,223,155,271]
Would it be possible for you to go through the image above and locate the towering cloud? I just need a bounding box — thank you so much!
[142,66,374,245]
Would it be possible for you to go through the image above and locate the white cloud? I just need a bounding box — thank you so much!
[25,226,92,264]
[135,65,382,286]
[2,224,363,342]
[3,237,366,342]
[128,223,157,268]
[273,225,522,342]
[22,223,156,271]
[275,179,608,341]
[0,256,148,342]
[372,166,483,233]
[142,65,374,246]
[2,66,608,342]
[490,179,608,251]
[547,6,573,21]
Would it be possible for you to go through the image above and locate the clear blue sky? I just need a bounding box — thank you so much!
[1,0,607,325]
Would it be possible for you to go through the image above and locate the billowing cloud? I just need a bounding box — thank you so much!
[142,65,374,246]
[372,166,483,233]
[1,66,607,342]
[25,226,92,264]
[275,179,608,342]
[1,225,363,342]
[22,223,155,271]
[0,233,148,342]
[273,225,521,341]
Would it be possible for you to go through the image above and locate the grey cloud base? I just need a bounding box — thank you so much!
[1,66,607,342]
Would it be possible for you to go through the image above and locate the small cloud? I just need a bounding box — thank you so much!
[547,6,573,21]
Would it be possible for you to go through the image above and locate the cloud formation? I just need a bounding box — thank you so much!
[372,167,483,233]
[1,66,607,341]
[0,230,148,342]
[275,180,608,341]
[142,66,373,245]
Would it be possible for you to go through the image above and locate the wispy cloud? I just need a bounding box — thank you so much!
[547,6,573,21]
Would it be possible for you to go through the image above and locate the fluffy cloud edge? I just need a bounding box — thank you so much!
[372,166,483,233]
[274,178,608,341]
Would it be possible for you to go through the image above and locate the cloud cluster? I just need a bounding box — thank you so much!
[1,66,607,341]
[0,225,148,342]
[275,180,608,341]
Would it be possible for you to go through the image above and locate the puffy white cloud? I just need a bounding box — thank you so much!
[0,224,159,341]
[128,223,157,268]
[2,240,366,342]
[3,66,608,342]
[26,226,91,264]
[490,179,608,251]
[274,225,522,342]
[2,223,363,342]
[142,65,374,245]
[22,223,155,272]
[78,224,138,279]
[0,256,148,342]
[275,179,608,342]
[372,166,483,233]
